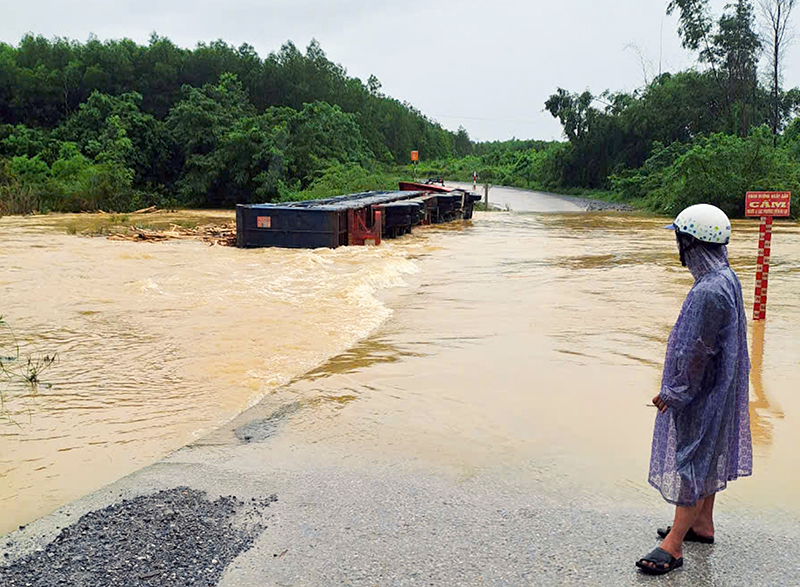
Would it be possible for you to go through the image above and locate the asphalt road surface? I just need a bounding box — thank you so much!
[449,181,584,212]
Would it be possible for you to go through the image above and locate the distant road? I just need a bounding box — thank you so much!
[447,181,584,212]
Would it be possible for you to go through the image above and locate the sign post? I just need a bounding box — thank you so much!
[745,191,791,320]
[411,150,419,181]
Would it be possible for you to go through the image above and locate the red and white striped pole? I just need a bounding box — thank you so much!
[746,191,790,321]
[753,216,773,321]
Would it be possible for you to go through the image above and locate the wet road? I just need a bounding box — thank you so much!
[449,181,585,212]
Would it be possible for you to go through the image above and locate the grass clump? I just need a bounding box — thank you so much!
[0,316,57,424]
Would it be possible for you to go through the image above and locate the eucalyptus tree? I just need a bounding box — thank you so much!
[759,0,797,140]
[667,0,720,73]
[714,0,763,136]
[667,0,764,135]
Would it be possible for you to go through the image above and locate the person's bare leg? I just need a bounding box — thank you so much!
[691,493,715,539]
[642,499,705,571]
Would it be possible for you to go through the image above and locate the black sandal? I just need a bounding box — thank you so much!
[657,526,715,544]
[636,547,684,575]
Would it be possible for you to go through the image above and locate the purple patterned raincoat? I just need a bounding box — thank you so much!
[648,244,753,506]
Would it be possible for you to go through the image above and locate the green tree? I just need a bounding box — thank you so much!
[0,33,468,211]
[713,0,762,136]
[612,127,800,217]
[287,101,372,186]
[0,124,49,158]
[57,91,177,187]
[454,126,473,157]
[667,0,720,72]
[759,0,797,142]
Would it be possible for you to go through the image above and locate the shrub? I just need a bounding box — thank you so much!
[612,127,800,218]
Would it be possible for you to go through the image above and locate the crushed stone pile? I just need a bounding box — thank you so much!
[0,487,276,587]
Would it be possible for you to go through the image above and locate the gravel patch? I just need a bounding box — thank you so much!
[0,487,276,587]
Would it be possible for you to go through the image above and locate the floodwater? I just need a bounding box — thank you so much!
[1,197,799,536]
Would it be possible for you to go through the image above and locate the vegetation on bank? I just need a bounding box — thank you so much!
[0,35,470,215]
[414,124,800,217]
[2,0,799,219]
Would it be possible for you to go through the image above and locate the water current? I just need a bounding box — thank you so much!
[1,200,798,536]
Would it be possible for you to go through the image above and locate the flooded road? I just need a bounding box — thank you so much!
[252,211,800,510]
[1,195,799,536]
[449,181,585,212]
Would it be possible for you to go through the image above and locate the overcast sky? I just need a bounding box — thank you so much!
[2,0,799,142]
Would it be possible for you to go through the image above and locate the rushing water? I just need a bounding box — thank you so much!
[0,211,423,534]
[1,204,799,535]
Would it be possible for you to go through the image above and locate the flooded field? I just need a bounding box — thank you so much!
[1,205,799,535]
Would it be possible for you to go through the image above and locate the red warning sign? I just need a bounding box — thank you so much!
[257,216,271,228]
[746,192,791,217]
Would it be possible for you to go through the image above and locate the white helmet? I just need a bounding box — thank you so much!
[666,204,731,245]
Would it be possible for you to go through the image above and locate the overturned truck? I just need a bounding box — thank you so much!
[236,182,482,249]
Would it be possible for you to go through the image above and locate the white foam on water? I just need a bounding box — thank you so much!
[226,243,423,411]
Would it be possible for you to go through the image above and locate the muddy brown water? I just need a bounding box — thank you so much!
[1,207,798,536]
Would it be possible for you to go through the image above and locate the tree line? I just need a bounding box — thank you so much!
[0,34,473,213]
[4,2,799,220]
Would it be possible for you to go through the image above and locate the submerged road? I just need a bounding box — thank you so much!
[448,181,585,212]
[2,186,799,586]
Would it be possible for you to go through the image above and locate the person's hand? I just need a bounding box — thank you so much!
[652,394,668,414]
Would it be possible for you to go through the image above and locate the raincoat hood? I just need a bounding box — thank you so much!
[683,242,730,281]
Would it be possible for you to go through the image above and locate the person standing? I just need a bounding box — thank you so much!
[636,204,753,575]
